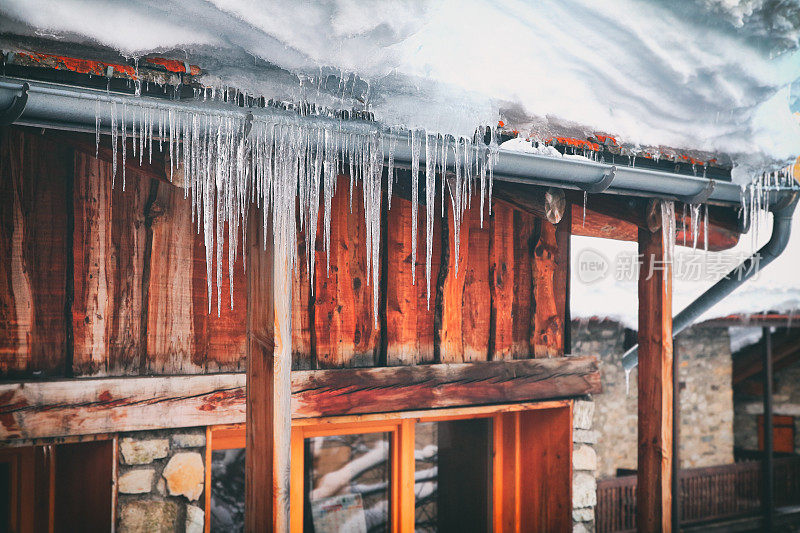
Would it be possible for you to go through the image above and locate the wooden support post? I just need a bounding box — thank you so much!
[762,326,774,532]
[637,226,673,532]
[245,208,291,532]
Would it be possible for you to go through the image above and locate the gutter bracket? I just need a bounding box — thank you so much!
[0,82,28,126]
[680,179,715,205]
[582,165,616,193]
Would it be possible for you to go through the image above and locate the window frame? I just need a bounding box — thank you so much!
[205,399,572,533]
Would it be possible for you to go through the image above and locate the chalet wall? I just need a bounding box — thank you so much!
[0,125,570,379]
[735,359,800,454]
[573,321,734,479]
[117,428,207,533]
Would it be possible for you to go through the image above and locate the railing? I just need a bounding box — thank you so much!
[597,456,800,533]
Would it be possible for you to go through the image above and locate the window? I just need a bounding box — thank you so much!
[207,400,573,532]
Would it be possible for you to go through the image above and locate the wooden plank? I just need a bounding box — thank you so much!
[532,219,564,357]
[0,373,247,440]
[72,152,149,376]
[0,128,70,377]
[511,210,535,359]
[291,356,600,418]
[385,194,439,365]
[314,175,380,368]
[439,195,491,362]
[0,358,598,441]
[245,204,288,532]
[190,218,247,373]
[637,225,673,532]
[145,181,202,373]
[490,201,516,360]
[291,218,313,370]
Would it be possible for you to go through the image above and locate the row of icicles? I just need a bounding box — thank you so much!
[95,99,794,323]
[96,100,499,323]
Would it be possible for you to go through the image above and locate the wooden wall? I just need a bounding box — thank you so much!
[0,126,570,379]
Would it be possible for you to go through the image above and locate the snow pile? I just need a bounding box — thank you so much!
[2,0,800,178]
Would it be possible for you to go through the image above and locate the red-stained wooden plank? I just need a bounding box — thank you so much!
[314,175,380,368]
[291,217,313,370]
[0,128,70,376]
[490,201,516,360]
[72,152,148,376]
[190,222,248,373]
[385,194,439,365]
[439,194,492,363]
[511,209,535,359]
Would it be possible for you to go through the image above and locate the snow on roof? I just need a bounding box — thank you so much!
[1,0,800,179]
[571,206,800,330]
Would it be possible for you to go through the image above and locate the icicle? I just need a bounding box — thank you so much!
[582,191,587,227]
[660,200,675,283]
[95,99,100,159]
[703,204,709,253]
[625,367,632,396]
[110,101,118,187]
[425,134,437,308]
[121,104,127,191]
[410,130,421,285]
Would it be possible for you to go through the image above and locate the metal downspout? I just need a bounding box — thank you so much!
[621,192,800,372]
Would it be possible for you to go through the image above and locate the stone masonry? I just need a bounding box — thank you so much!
[573,398,598,533]
[572,320,735,480]
[117,428,207,533]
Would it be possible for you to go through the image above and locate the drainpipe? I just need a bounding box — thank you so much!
[0,76,775,208]
[621,192,800,372]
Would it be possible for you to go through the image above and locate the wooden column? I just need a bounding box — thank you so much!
[637,226,673,532]
[245,207,291,532]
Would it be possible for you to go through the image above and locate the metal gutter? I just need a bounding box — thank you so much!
[621,192,799,372]
[0,76,762,207]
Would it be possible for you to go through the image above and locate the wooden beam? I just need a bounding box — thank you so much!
[637,225,673,532]
[0,356,600,441]
[291,356,599,417]
[570,192,741,251]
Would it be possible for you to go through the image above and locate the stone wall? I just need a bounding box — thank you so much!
[573,398,598,533]
[735,358,800,454]
[117,428,206,533]
[572,321,735,480]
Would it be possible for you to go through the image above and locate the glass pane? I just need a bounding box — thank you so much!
[414,419,492,532]
[210,448,245,532]
[304,432,391,533]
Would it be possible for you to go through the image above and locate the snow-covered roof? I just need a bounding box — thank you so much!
[2,1,800,180]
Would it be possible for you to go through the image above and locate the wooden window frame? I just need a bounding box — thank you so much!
[206,399,572,533]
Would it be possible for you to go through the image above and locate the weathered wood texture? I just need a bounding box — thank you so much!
[2,128,574,378]
[291,356,600,418]
[0,356,599,440]
[72,152,148,375]
[637,226,674,533]
[0,128,71,376]
[313,175,381,368]
[384,193,440,365]
[245,204,289,532]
